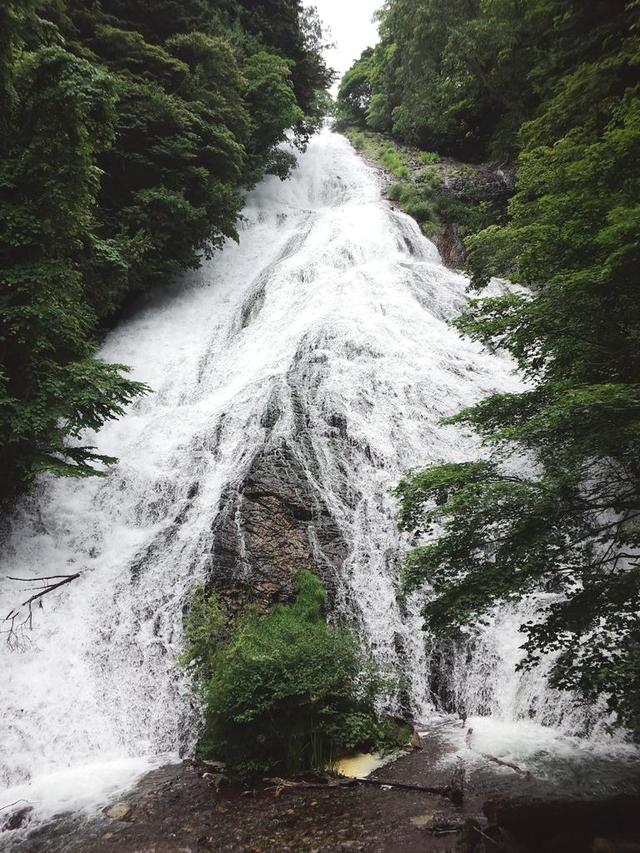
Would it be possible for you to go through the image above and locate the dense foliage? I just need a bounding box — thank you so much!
[385,0,640,735]
[347,129,512,249]
[184,572,409,776]
[0,0,331,507]
[336,0,631,162]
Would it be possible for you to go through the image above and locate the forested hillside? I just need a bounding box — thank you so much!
[339,0,640,736]
[336,0,632,161]
[0,0,331,508]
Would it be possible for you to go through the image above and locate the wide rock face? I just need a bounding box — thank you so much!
[207,393,350,613]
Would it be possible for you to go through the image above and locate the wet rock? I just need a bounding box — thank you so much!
[484,796,640,853]
[208,432,348,612]
[410,728,423,750]
[409,813,433,828]
[202,771,228,792]
[593,840,640,853]
[104,801,132,821]
[2,804,33,831]
[329,413,348,439]
[200,759,226,772]
[436,222,465,269]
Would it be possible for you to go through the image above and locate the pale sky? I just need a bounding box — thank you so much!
[305,0,381,93]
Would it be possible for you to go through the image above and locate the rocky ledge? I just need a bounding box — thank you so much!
[6,735,640,853]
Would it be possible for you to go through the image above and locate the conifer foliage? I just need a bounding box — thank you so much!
[0,0,331,507]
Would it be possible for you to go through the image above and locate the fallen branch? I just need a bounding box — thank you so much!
[355,777,458,801]
[472,824,504,849]
[480,752,530,777]
[262,765,466,803]
[429,816,466,833]
[354,756,465,804]
[264,774,453,797]
[265,777,356,794]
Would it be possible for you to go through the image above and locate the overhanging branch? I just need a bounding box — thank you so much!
[2,573,81,649]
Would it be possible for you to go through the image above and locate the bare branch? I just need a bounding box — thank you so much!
[6,574,82,582]
[2,573,81,649]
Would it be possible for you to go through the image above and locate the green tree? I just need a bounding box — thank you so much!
[337,0,632,161]
[234,0,334,130]
[243,50,303,177]
[1,0,332,506]
[0,43,146,503]
[395,1,640,735]
[335,47,373,129]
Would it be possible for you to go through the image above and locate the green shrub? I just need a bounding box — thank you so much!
[388,182,403,201]
[423,166,443,188]
[379,145,410,177]
[178,584,228,681]
[420,220,439,237]
[404,199,435,223]
[398,183,416,204]
[187,572,407,776]
[435,196,494,236]
[350,130,366,151]
[417,151,440,165]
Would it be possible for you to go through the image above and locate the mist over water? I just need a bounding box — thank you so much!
[0,130,633,825]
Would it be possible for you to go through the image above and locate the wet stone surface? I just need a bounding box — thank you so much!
[5,730,640,853]
[6,757,469,853]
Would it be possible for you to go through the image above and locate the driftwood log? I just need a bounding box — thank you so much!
[264,763,465,804]
[358,760,465,804]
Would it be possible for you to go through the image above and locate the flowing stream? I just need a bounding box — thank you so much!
[0,129,636,830]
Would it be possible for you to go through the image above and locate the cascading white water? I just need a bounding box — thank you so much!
[0,129,633,826]
[445,597,602,732]
[434,597,639,794]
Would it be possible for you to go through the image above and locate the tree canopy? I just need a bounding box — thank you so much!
[336,0,634,161]
[0,0,332,508]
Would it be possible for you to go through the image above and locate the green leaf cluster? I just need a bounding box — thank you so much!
[184,572,409,776]
[336,1,636,162]
[0,36,149,497]
[1,0,332,507]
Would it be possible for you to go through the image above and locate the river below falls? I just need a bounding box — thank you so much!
[1,128,638,844]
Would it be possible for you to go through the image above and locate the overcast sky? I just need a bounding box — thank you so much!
[305,0,381,93]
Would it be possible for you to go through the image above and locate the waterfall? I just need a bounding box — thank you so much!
[0,129,631,824]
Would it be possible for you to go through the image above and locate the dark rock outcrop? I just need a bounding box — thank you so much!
[482,796,640,853]
[206,394,349,613]
[435,222,466,269]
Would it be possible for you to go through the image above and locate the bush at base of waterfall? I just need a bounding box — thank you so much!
[182,571,411,777]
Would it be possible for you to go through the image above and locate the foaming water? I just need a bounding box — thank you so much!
[0,756,171,825]
[444,597,615,735]
[0,130,633,830]
[421,716,640,799]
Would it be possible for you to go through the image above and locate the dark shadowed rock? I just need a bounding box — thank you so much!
[207,418,349,613]
[2,805,33,832]
[435,222,465,269]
